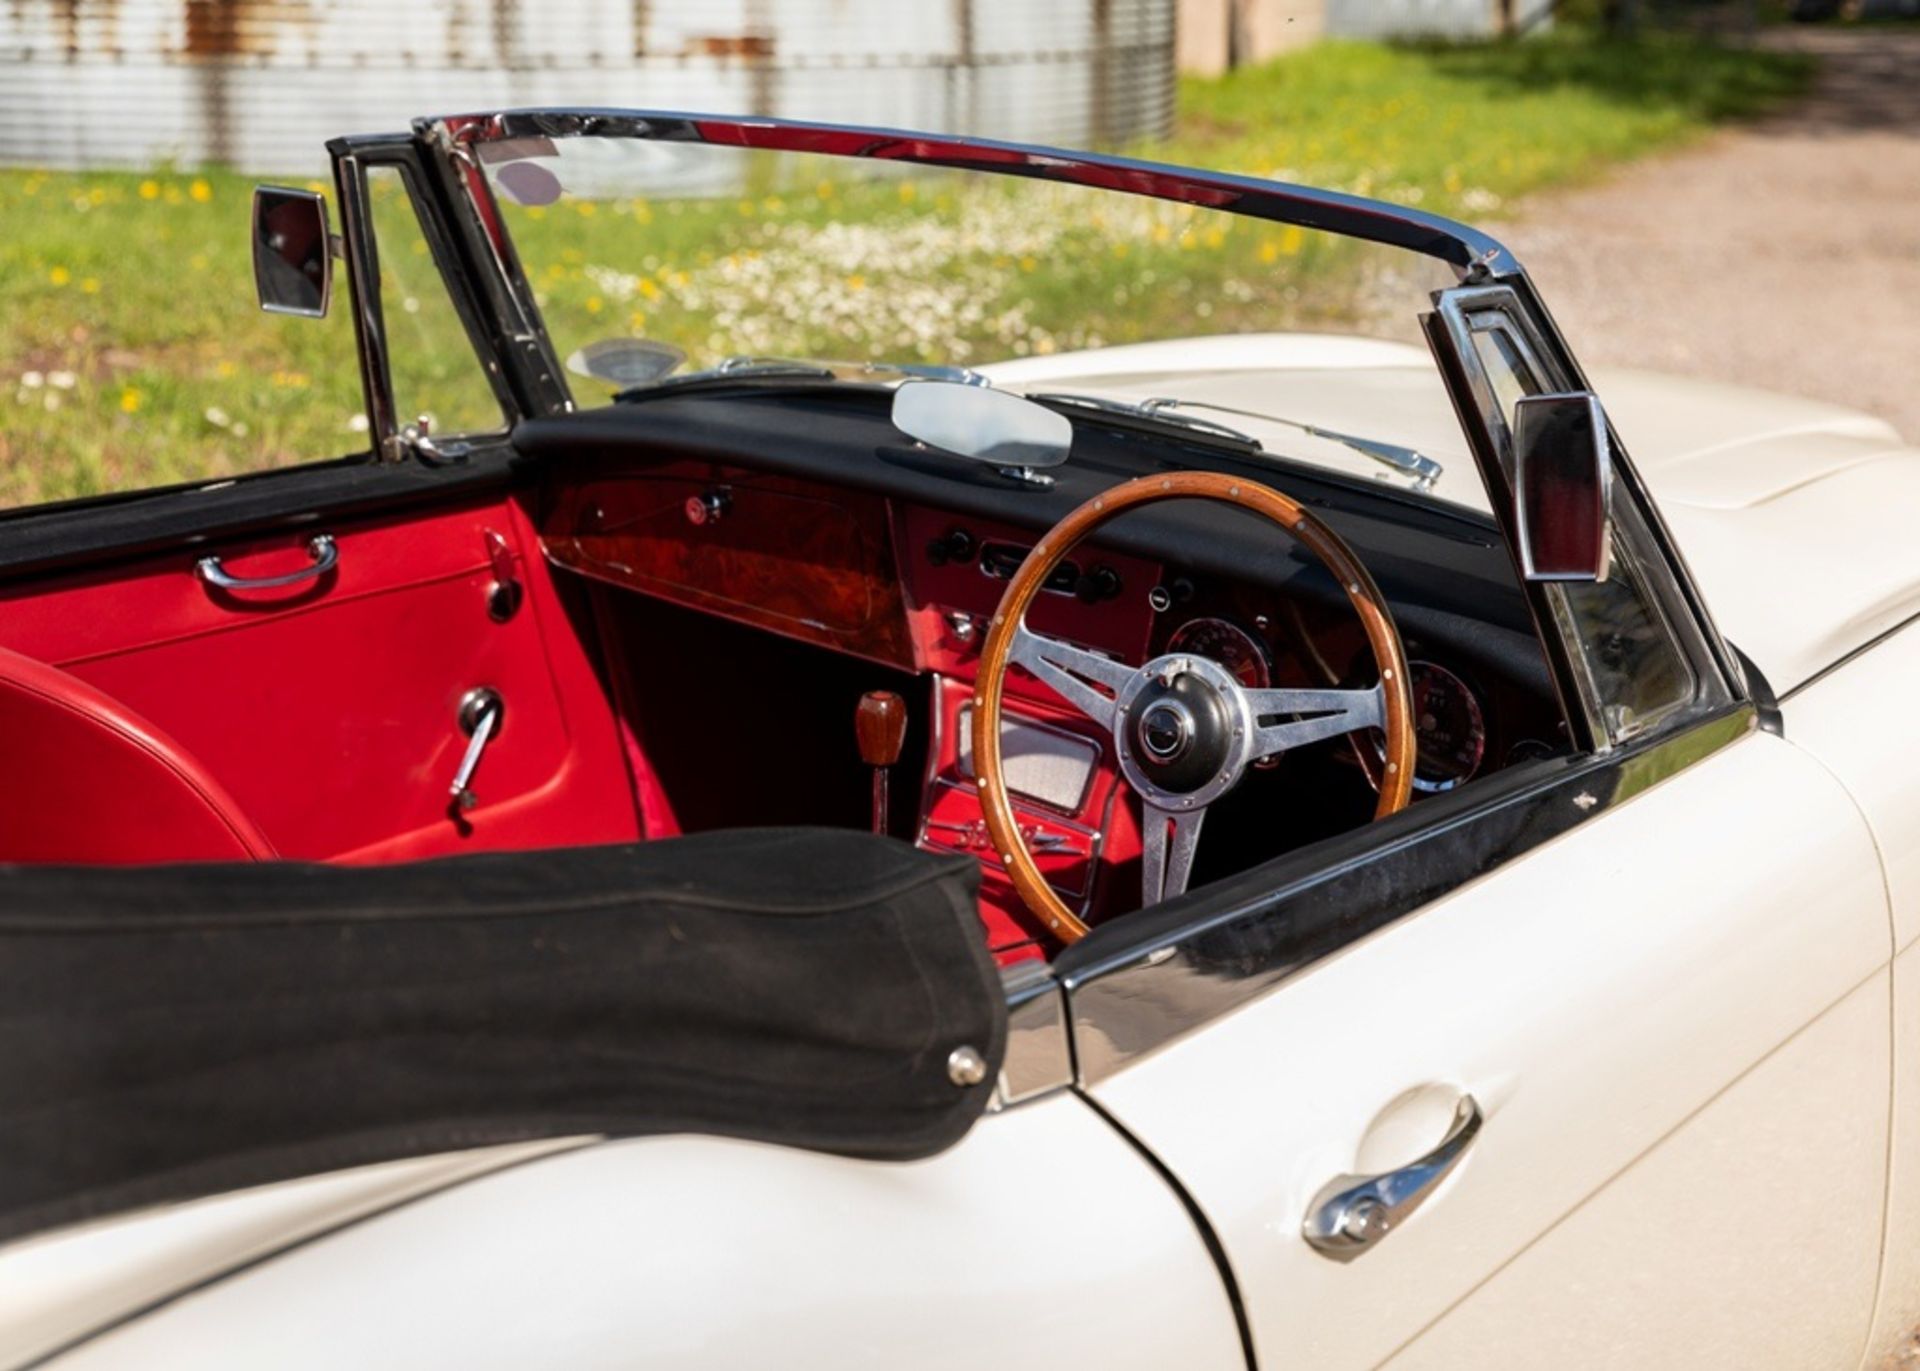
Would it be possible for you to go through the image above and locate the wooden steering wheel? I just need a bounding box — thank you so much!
[972,472,1417,943]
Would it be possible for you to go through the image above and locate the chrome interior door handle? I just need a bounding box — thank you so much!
[449,687,504,811]
[1303,1093,1482,1260]
[197,534,337,590]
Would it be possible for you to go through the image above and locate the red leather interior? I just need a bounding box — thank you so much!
[0,495,642,864]
[0,645,275,863]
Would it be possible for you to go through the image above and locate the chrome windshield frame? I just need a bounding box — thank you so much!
[408,107,1524,421]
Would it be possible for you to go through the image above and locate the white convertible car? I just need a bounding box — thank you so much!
[4,112,1920,1371]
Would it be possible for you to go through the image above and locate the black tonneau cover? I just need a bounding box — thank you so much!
[0,828,1000,1243]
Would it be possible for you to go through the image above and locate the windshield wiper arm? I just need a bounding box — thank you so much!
[1136,396,1444,491]
[1025,392,1263,450]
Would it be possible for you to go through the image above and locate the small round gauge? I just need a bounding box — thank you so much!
[1404,661,1487,792]
[1365,660,1487,792]
[1166,617,1272,689]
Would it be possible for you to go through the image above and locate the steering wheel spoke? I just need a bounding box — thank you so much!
[1142,802,1206,906]
[1008,624,1133,730]
[1247,683,1384,759]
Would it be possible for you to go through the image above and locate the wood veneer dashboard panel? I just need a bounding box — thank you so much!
[542,460,915,669]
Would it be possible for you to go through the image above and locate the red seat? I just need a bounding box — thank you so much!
[0,646,274,864]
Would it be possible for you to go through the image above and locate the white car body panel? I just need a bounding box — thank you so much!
[1768,624,1920,1367]
[29,1092,1243,1371]
[0,1140,589,1370]
[1384,972,1888,1371]
[1087,731,1891,1368]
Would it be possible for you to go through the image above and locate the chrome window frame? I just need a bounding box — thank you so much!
[327,135,529,463]
[1435,283,1735,748]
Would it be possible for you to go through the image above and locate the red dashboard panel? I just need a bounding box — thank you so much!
[915,678,1145,958]
[895,504,1158,686]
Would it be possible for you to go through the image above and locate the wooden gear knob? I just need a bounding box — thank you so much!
[855,691,908,769]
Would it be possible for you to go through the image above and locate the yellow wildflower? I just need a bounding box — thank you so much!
[897,182,916,204]
[190,179,212,203]
[585,296,603,314]
[48,266,70,286]
[81,277,99,294]
[139,179,160,200]
[119,388,142,414]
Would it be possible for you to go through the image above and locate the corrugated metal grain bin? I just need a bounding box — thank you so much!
[0,0,1176,174]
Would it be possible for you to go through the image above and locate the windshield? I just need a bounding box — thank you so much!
[470,129,1476,503]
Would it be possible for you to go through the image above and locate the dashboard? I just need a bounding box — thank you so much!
[522,385,1567,954]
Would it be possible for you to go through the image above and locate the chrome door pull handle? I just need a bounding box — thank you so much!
[1303,1094,1482,1260]
[197,534,337,590]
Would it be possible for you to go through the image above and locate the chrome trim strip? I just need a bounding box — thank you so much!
[1063,704,1755,1084]
[991,959,1075,1109]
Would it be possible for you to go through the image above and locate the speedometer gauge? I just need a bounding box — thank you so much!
[1166,617,1272,689]
[1403,660,1487,792]
[1364,660,1487,793]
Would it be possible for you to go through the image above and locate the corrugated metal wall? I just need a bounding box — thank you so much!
[1324,0,1552,37]
[0,0,1176,174]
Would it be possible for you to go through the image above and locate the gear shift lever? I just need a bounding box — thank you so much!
[855,691,908,835]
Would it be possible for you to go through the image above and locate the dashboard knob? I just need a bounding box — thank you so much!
[684,489,730,526]
[927,527,977,567]
[1076,563,1122,604]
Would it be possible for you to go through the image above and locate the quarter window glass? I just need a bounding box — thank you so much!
[365,168,504,438]
[1468,314,1694,742]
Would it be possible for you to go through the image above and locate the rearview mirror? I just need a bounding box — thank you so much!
[252,186,333,318]
[1513,391,1611,582]
[892,381,1072,484]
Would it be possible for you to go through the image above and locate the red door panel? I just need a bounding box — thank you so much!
[0,496,639,862]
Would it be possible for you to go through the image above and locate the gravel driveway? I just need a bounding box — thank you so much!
[1495,28,1920,441]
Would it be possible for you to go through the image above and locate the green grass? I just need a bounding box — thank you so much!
[0,31,1813,509]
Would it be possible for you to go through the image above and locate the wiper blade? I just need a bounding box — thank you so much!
[1025,392,1263,450]
[617,355,988,402]
[1136,396,1444,491]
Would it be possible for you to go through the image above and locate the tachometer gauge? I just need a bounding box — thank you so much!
[1166,617,1272,689]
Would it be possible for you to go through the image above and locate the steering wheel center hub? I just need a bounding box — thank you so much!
[1114,654,1257,808]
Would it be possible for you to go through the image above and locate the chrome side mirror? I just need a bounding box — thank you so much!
[252,186,333,318]
[1513,391,1611,582]
[891,380,1072,486]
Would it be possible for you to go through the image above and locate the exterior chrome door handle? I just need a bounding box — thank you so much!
[197,534,337,590]
[1303,1093,1482,1260]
